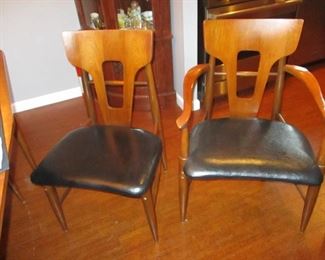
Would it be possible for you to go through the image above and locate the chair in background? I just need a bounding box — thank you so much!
[30,30,163,241]
[177,19,324,231]
[0,50,37,204]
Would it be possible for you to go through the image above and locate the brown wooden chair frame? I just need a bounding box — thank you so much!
[0,50,37,205]
[35,29,164,241]
[176,19,325,232]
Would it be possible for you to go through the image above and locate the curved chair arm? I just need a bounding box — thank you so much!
[285,65,325,166]
[176,64,210,129]
[285,65,325,118]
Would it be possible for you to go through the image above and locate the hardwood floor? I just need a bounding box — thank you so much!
[1,63,325,259]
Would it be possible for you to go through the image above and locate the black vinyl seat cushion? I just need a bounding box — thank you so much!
[185,118,323,185]
[31,125,162,197]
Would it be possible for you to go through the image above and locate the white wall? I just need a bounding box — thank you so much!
[0,0,81,112]
[0,0,198,112]
[170,0,199,110]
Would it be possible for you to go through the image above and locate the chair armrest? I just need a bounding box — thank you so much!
[285,65,325,118]
[176,64,210,129]
[285,65,325,166]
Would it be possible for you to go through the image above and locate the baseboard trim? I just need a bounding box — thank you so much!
[13,87,201,113]
[13,87,82,113]
[176,92,200,111]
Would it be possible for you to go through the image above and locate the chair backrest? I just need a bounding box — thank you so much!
[62,29,154,126]
[204,19,303,117]
[0,50,14,148]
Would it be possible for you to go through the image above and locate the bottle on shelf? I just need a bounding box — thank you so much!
[90,12,104,29]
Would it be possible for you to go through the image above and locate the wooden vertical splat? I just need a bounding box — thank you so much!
[272,57,286,120]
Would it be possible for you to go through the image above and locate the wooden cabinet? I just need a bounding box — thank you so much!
[74,0,175,110]
[288,0,325,65]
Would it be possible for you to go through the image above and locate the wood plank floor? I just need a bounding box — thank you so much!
[1,63,325,259]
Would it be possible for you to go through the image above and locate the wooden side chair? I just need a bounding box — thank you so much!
[30,30,163,241]
[177,19,324,232]
[0,50,37,204]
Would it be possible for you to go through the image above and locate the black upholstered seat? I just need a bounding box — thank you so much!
[185,118,322,185]
[31,125,162,197]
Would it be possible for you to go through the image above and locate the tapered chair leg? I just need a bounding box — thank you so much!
[300,185,320,232]
[10,122,37,204]
[44,186,68,231]
[15,124,37,170]
[179,171,191,222]
[9,180,26,204]
[152,162,162,206]
[161,150,167,172]
[60,188,72,204]
[142,189,158,242]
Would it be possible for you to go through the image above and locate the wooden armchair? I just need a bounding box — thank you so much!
[177,19,324,232]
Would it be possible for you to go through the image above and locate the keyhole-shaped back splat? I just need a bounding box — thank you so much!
[63,29,153,126]
[204,19,303,117]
